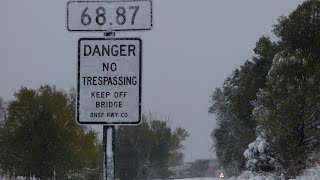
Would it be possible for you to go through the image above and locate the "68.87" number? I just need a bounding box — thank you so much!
[80,6,140,26]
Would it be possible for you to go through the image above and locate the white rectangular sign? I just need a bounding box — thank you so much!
[77,38,142,125]
[67,0,152,32]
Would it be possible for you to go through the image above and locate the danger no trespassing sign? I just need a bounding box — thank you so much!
[77,38,142,125]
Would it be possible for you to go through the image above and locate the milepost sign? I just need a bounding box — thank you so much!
[67,0,152,32]
[77,38,142,125]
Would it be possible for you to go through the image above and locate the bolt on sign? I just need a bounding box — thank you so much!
[67,0,152,32]
[77,38,142,125]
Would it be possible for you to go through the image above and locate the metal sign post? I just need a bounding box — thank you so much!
[103,126,115,180]
[103,33,116,180]
[67,1,152,179]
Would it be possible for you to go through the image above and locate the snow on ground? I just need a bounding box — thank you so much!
[294,164,320,180]
[226,171,280,180]
[225,164,320,180]
[172,178,220,180]
[2,165,320,180]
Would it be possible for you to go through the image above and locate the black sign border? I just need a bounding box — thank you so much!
[77,38,142,125]
[67,0,153,32]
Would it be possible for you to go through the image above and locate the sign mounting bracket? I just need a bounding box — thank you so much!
[104,30,116,37]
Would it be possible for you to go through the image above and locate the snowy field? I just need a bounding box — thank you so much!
[172,165,320,180]
[230,165,320,180]
[172,178,220,180]
[3,165,320,180]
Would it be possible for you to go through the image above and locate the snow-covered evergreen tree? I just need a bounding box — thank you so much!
[243,127,282,174]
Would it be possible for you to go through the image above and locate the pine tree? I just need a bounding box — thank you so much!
[253,51,320,176]
[252,0,320,176]
[0,97,7,126]
[273,0,320,59]
[243,127,282,174]
[209,37,278,175]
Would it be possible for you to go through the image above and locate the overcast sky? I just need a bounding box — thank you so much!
[0,0,304,162]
